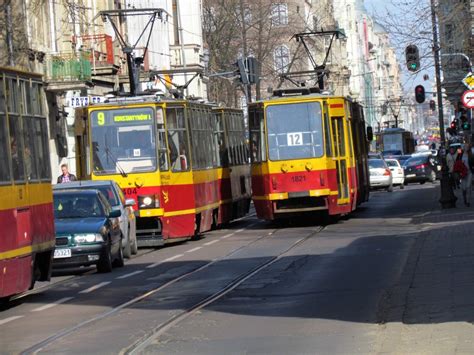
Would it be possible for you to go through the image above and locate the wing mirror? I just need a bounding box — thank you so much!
[125,198,135,207]
[109,209,121,218]
[366,126,374,142]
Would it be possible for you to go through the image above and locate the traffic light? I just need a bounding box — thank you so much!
[460,115,471,131]
[235,58,249,85]
[405,44,420,72]
[450,118,459,133]
[415,85,425,103]
[245,57,260,84]
[429,100,436,111]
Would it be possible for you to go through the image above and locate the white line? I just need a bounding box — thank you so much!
[0,315,24,325]
[203,240,220,246]
[146,262,162,269]
[116,270,144,280]
[220,233,235,239]
[164,254,184,262]
[79,281,111,294]
[186,247,202,253]
[31,297,74,312]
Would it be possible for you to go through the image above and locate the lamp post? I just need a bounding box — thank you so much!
[431,0,457,208]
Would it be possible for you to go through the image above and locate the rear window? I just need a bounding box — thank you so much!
[368,159,386,169]
[405,157,427,167]
[386,160,399,167]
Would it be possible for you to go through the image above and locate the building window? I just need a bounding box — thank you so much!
[271,3,288,27]
[274,45,290,73]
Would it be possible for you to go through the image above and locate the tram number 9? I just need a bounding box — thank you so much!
[123,188,138,196]
[287,132,303,146]
[97,112,105,126]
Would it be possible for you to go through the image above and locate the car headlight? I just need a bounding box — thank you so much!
[138,194,160,209]
[74,233,104,243]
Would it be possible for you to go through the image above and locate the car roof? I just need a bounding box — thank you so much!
[53,180,115,190]
[53,188,101,196]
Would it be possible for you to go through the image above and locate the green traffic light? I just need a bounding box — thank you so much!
[409,63,418,70]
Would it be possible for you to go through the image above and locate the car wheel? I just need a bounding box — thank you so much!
[400,184,405,189]
[123,229,132,259]
[420,181,426,185]
[387,184,393,192]
[97,241,113,273]
[131,237,138,255]
[113,238,125,268]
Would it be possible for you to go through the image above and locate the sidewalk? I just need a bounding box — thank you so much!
[375,187,474,354]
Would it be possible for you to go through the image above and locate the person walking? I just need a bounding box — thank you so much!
[57,164,77,184]
[446,145,459,189]
[459,144,472,207]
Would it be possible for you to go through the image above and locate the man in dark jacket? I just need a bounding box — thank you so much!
[57,164,77,183]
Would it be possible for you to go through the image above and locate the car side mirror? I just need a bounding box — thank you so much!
[109,209,121,218]
[125,198,135,207]
[366,126,374,142]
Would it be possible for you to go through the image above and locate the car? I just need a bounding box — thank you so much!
[385,159,405,189]
[54,180,137,258]
[368,159,393,192]
[394,155,412,166]
[53,189,124,273]
[402,155,438,185]
[368,152,384,160]
[382,150,403,157]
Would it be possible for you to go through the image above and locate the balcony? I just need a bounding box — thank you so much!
[45,52,93,92]
[74,34,120,76]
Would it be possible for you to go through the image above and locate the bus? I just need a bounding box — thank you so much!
[0,67,55,302]
[248,88,370,221]
[75,97,250,247]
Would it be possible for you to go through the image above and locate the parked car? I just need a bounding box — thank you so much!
[368,159,393,192]
[394,155,412,166]
[385,159,405,189]
[54,180,137,258]
[53,189,124,273]
[368,152,384,160]
[402,155,438,184]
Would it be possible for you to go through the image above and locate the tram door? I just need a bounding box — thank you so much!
[331,117,350,204]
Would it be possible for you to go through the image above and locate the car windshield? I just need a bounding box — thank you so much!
[54,193,105,218]
[368,159,386,169]
[386,160,399,167]
[266,102,324,161]
[94,186,119,207]
[91,107,158,174]
[404,157,427,167]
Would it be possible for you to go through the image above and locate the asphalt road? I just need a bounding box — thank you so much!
[0,183,440,354]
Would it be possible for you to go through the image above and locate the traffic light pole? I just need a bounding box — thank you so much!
[431,0,456,208]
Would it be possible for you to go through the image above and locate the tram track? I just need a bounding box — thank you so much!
[21,219,280,355]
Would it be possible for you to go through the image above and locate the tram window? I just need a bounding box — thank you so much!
[8,115,25,182]
[31,83,43,116]
[249,108,266,163]
[6,78,20,114]
[166,107,190,172]
[323,104,332,157]
[23,117,39,181]
[0,77,5,113]
[24,80,33,114]
[0,115,11,183]
[39,118,51,180]
[266,102,323,161]
[336,118,346,156]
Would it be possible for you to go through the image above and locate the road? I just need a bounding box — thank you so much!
[0,183,450,354]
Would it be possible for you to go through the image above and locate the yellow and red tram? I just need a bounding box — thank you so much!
[75,97,250,246]
[0,67,55,301]
[248,88,370,221]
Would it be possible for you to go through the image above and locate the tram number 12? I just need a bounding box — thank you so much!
[287,132,303,146]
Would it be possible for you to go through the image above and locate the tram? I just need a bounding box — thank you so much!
[248,87,370,221]
[0,67,55,302]
[75,97,250,247]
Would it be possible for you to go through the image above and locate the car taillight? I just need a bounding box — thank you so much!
[383,168,391,176]
[415,163,427,169]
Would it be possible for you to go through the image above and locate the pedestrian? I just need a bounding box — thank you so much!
[57,164,77,184]
[446,145,459,189]
[459,144,472,206]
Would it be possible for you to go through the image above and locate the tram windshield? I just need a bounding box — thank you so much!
[90,107,157,174]
[266,102,323,161]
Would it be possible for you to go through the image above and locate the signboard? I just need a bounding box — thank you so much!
[462,72,474,90]
[461,90,474,109]
[68,96,104,108]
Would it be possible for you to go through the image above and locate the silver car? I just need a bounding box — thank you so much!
[368,159,393,192]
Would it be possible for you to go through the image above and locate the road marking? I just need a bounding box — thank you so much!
[220,233,234,239]
[0,316,24,325]
[31,297,74,312]
[79,281,111,294]
[203,240,219,246]
[116,270,144,280]
[186,247,202,253]
[147,253,184,269]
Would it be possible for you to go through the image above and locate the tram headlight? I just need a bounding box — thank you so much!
[74,234,103,243]
[138,194,160,209]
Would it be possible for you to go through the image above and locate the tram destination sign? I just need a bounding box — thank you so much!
[68,96,104,108]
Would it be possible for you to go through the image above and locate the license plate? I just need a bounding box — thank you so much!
[54,248,71,259]
[406,174,416,178]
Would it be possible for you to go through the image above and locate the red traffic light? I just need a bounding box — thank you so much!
[415,85,425,104]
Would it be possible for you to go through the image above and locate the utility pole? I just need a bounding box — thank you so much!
[5,1,14,66]
[175,0,189,97]
[431,0,456,208]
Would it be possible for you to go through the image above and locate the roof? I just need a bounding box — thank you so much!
[53,188,101,196]
[53,180,114,190]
